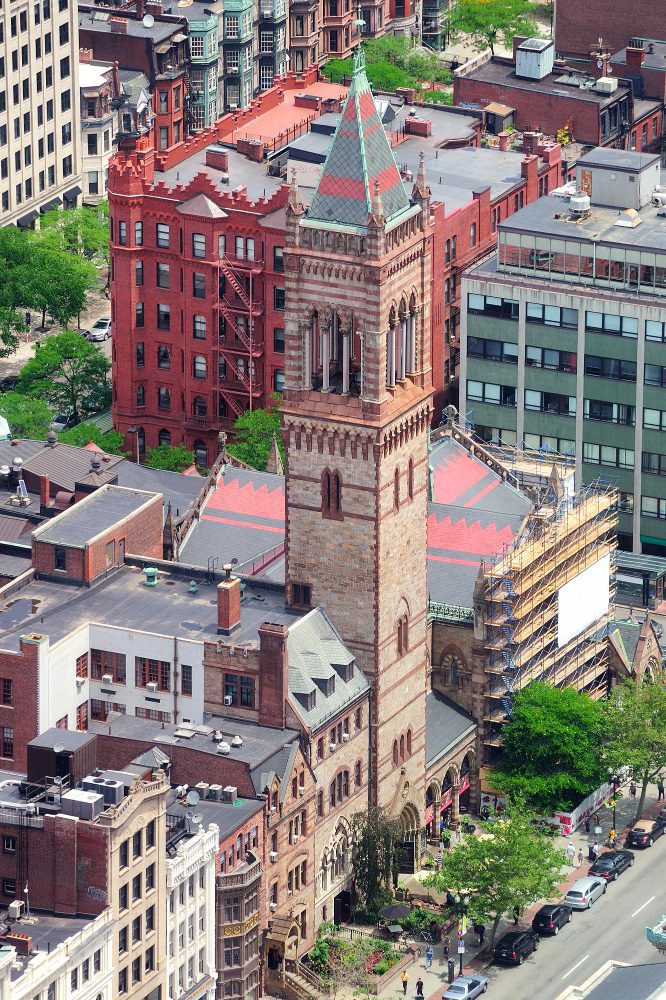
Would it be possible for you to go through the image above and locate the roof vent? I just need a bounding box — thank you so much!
[90,454,102,472]
[46,431,57,447]
[143,566,158,587]
[231,735,243,747]
[615,207,642,228]
[217,741,231,755]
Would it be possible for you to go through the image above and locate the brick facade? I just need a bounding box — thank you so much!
[555,0,659,60]
[0,637,42,774]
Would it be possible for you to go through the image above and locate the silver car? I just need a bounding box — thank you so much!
[443,976,488,999]
[564,876,606,910]
[85,318,112,341]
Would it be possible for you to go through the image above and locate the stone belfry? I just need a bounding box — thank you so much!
[281,29,433,836]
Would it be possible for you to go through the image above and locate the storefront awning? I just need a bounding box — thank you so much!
[64,185,82,201]
[17,209,39,227]
[40,197,62,213]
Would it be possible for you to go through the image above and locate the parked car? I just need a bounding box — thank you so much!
[494,930,539,965]
[85,318,112,341]
[531,903,572,935]
[0,375,19,392]
[564,877,606,910]
[627,817,666,848]
[50,410,79,431]
[588,850,635,881]
[443,975,488,999]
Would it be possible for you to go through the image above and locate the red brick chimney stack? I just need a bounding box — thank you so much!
[217,565,241,634]
[39,475,50,509]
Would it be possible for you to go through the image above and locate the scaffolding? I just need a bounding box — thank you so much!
[481,480,618,753]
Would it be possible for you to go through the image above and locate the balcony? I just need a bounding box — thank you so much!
[217,854,262,888]
[182,411,216,430]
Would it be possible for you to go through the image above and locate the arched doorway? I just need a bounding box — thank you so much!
[265,916,301,987]
[396,801,422,873]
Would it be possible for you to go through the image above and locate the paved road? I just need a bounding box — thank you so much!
[469,837,666,1000]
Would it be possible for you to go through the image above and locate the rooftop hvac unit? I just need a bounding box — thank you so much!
[8,900,24,919]
[101,779,125,805]
[217,742,231,755]
[195,782,210,799]
[208,784,223,800]
[147,681,158,693]
[82,775,107,795]
[60,789,105,821]
[222,785,237,803]
[596,76,618,94]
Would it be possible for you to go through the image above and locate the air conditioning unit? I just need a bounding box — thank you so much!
[224,694,233,706]
[270,805,276,813]
[269,850,278,861]
[147,681,158,693]
[329,742,336,751]
[208,784,223,801]
[287,889,292,896]
[270,902,277,911]
[195,782,210,799]
[342,733,349,742]
[299,785,305,795]
[293,834,299,844]
[8,900,24,919]
[101,673,113,684]
[222,785,238,803]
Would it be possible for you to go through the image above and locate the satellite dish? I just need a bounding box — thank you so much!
[185,809,194,820]
[53,743,66,754]
[142,12,155,27]
[186,789,200,807]
[191,812,203,825]
[53,775,63,786]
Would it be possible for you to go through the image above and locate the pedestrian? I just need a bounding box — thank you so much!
[416,978,424,998]
[476,923,485,946]
[442,934,450,959]
[658,778,665,801]
[566,842,576,865]
[585,816,591,834]
[630,781,637,799]
[401,969,409,996]
[513,905,520,925]
[609,827,617,848]
[577,848,584,867]
[425,945,433,969]
[436,851,442,871]
[592,841,600,860]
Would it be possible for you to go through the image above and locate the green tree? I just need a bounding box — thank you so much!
[325,57,353,82]
[0,392,53,439]
[449,0,538,55]
[144,443,196,472]
[489,681,605,813]
[25,244,97,329]
[227,396,283,471]
[424,798,566,947]
[57,423,128,456]
[39,203,110,266]
[601,676,666,822]
[350,808,402,915]
[18,331,110,419]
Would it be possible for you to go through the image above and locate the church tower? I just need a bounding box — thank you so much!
[282,38,433,835]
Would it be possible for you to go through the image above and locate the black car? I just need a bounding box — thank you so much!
[0,375,19,393]
[626,817,666,848]
[588,850,635,881]
[494,930,539,965]
[531,903,572,935]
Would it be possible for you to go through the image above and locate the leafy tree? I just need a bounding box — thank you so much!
[144,443,196,472]
[601,676,666,822]
[18,331,110,419]
[489,681,605,813]
[25,244,97,329]
[0,392,53,439]
[424,798,566,947]
[420,90,454,105]
[227,396,283,471]
[58,423,128,456]
[39,203,110,266]
[350,808,402,915]
[325,57,353,82]
[323,35,452,94]
[449,0,538,55]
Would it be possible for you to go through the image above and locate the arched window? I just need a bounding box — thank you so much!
[393,740,399,766]
[193,355,207,380]
[399,734,405,760]
[193,439,207,467]
[394,468,400,509]
[136,385,145,407]
[408,457,414,499]
[193,395,207,416]
[157,387,171,410]
[397,613,409,656]
[158,428,171,447]
[406,729,412,756]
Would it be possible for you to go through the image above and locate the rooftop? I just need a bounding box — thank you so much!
[7,912,95,982]
[166,787,263,842]
[78,5,186,43]
[576,146,661,172]
[79,61,113,88]
[29,728,96,753]
[460,57,632,106]
[31,485,159,547]
[425,690,476,767]
[612,39,666,73]
[575,962,666,1000]
[89,711,300,771]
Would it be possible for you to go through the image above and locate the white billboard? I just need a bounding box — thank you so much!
[557,553,610,648]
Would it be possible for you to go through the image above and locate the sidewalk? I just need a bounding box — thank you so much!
[374,781,664,1000]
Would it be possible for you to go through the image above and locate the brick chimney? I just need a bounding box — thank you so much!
[512,35,529,62]
[521,154,539,202]
[258,622,289,728]
[626,45,645,74]
[79,48,94,64]
[217,566,241,634]
[39,474,50,511]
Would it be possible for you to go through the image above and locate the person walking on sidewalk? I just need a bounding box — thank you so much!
[425,945,434,969]
[566,842,576,865]
[416,978,425,997]
[401,970,409,996]
[658,778,665,801]
[513,905,520,925]
[474,923,485,946]
[585,816,591,834]
[442,934,450,958]
[577,848,584,867]
[630,781,637,799]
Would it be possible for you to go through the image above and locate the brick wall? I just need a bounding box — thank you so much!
[555,0,659,59]
[0,638,41,773]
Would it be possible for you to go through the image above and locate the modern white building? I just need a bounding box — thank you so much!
[166,820,218,1000]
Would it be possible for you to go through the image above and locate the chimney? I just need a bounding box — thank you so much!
[498,130,511,152]
[626,45,645,74]
[79,48,94,64]
[512,35,528,62]
[258,622,289,728]
[40,474,50,509]
[217,565,241,635]
[109,17,128,32]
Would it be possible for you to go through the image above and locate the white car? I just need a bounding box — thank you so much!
[564,876,606,910]
[85,318,112,341]
[443,976,488,999]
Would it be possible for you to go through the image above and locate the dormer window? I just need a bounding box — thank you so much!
[333,661,353,682]
[315,676,335,697]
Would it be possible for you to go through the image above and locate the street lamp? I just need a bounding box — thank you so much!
[127,425,140,465]
[607,768,619,830]
[454,893,470,975]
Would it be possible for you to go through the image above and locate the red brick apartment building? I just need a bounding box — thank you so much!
[109,74,563,462]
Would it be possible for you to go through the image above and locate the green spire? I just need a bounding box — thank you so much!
[353,2,366,76]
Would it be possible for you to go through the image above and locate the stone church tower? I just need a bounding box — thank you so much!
[282,42,433,838]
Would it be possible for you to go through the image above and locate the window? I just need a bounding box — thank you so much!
[526,302,578,328]
[135,304,144,329]
[193,355,207,380]
[157,345,171,369]
[273,327,285,353]
[274,287,285,310]
[182,663,193,696]
[135,658,171,691]
[193,272,206,298]
[134,221,143,246]
[291,583,311,608]
[647,320,666,342]
[642,496,666,519]
[90,649,127,684]
[54,547,67,571]
[273,369,285,393]
[273,246,284,272]
[470,222,476,248]
[157,304,170,330]
[118,221,127,247]
[192,233,206,258]
[643,452,666,476]
[135,261,144,286]
[468,337,519,364]
[226,13,239,35]
[585,311,638,338]
[193,315,206,339]
[585,355,636,381]
[397,613,408,656]
[224,937,242,967]
[146,862,155,890]
[524,389,575,416]
[137,385,146,407]
[146,820,155,849]
[132,957,141,985]
[132,874,142,901]
[119,926,128,952]
[526,346,576,372]
[136,341,145,366]
[2,879,15,896]
[584,399,635,425]
[120,839,129,869]
[467,293,518,319]
[146,904,155,930]
[322,469,342,519]
[583,443,634,469]
[156,223,170,248]
[355,760,362,787]
[75,654,88,678]
[119,883,128,910]
[145,946,155,973]
[3,836,16,853]
[156,262,170,289]
[467,381,517,407]
[645,363,666,387]
[133,830,142,859]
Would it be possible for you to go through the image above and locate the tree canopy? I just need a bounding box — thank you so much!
[58,423,127,456]
[18,331,110,418]
[489,682,606,813]
[227,396,284,471]
[144,443,196,473]
[449,0,538,55]
[0,392,53,440]
[350,808,402,916]
[424,797,566,947]
[324,36,451,92]
[39,203,110,267]
[601,676,666,821]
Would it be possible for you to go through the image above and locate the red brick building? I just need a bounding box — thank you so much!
[554,0,660,62]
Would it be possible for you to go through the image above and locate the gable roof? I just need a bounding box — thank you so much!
[177,193,228,219]
[305,46,411,229]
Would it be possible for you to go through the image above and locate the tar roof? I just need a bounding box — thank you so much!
[428,437,531,608]
[612,39,666,73]
[166,787,263,841]
[78,7,185,42]
[29,727,96,752]
[425,690,475,767]
[11,913,95,979]
[463,57,630,104]
[159,143,286,202]
[90,712,299,771]
[31,484,159,547]
[579,963,666,1000]
[287,607,369,731]
[179,467,285,573]
[576,147,661,172]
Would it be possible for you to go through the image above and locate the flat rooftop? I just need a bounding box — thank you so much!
[166,787,263,841]
[8,912,94,982]
[31,485,159,547]
[159,143,286,202]
[78,6,186,43]
[0,563,301,652]
[90,711,299,770]
[612,40,666,74]
[576,147,661,172]
[461,58,631,106]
